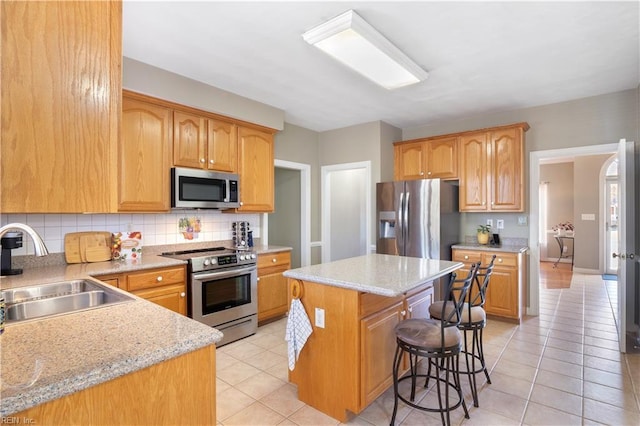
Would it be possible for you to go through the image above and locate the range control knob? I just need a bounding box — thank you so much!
[239,254,246,261]
[203,259,210,266]
[250,253,256,259]
[211,257,217,265]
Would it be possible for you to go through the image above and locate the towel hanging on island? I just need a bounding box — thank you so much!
[285,298,313,371]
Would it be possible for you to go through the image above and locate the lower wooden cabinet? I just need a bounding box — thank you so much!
[257,251,291,324]
[452,249,526,321]
[95,265,187,315]
[359,284,434,408]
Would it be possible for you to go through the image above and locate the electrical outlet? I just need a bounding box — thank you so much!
[315,307,325,328]
[496,219,504,229]
[487,219,493,228]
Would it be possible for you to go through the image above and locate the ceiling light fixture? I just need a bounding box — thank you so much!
[302,10,428,90]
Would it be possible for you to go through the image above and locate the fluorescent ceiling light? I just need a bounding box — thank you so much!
[303,10,428,90]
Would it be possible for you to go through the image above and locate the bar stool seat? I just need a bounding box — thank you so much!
[429,302,486,324]
[390,264,478,426]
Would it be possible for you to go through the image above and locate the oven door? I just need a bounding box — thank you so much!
[190,265,257,327]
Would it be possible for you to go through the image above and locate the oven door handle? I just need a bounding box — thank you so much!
[193,266,257,281]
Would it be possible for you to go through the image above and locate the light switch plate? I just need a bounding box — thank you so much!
[487,219,493,227]
[496,219,504,229]
[315,308,325,328]
[582,213,596,221]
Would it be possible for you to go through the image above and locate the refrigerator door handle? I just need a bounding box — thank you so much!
[397,191,405,253]
[404,191,410,240]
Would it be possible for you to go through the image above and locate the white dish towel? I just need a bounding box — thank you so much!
[285,298,313,371]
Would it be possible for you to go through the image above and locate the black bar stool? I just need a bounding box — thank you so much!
[429,255,496,407]
[390,264,478,426]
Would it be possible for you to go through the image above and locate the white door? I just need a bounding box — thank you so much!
[615,139,637,353]
[605,177,619,274]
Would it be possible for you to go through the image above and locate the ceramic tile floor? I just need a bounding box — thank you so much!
[216,269,640,425]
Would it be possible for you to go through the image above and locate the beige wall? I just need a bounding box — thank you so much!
[271,168,302,268]
[401,89,640,240]
[123,57,285,130]
[573,154,614,269]
[540,162,574,260]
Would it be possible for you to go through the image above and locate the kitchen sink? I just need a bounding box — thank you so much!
[1,279,134,323]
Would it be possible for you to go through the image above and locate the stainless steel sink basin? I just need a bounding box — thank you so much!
[1,279,134,323]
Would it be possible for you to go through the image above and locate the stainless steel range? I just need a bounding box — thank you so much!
[161,246,257,346]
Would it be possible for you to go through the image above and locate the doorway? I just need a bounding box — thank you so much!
[269,159,311,268]
[321,161,371,262]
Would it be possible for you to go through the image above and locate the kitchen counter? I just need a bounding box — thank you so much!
[254,244,292,255]
[0,254,222,417]
[452,242,529,254]
[283,253,462,297]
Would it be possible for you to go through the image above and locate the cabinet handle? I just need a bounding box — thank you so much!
[482,202,486,206]
[408,306,413,313]
[257,277,260,282]
[491,201,495,205]
[464,255,469,260]
[240,201,244,206]
[401,310,407,317]
[209,159,214,164]
[427,171,432,176]
[180,292,186,298]
[156,276,163,282]
[200,158,205,163]
[419,171,424,176]
[498,258,503,263]
[272,258,277,263]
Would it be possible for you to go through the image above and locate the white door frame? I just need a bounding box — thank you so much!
[321,161,371,263]
[528,143,617,316]
[267,159,311,267]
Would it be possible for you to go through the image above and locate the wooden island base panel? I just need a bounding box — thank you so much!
[283,254,462,422]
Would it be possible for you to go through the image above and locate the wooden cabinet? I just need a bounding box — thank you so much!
[257,251,291,324]
[394,136,458,181]
[173,111,208,169]
[459,123,528,212]
[235,126,275,212]
[15,345,216,425]
[288,278,435,421]
[1,1,121,213]
[359,284,434,408]
[452,249,526,321]
[173,112,238,173]
[96,265,187,315]
[120,93,172,211]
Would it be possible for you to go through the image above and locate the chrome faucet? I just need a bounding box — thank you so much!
[0,223,49,256]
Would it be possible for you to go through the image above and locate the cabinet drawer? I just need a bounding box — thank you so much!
[258,251,291,270]
[125,266,186,291]
[452,250,482,264]
[359,293,404,319]
[486,253,517,268]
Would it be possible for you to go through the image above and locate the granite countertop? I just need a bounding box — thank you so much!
[254,245,292,255]
[283,254,462,297]
[452,243,529,253]
[0,254,222,416]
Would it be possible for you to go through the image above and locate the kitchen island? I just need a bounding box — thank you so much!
[283,254,462,422]
[0,255,222,424]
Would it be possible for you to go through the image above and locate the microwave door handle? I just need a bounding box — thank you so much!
[194,265,256,281]
[224,179,230,202]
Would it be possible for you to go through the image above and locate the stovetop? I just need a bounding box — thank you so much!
[161,246,256,272]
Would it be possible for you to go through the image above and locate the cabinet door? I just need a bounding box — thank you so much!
[120,96,171,211]
[173,111,207,169]
[394,142,426,181]
[257,272,289,323]
[459,132,489,211]
[484,266,518,319]
[426,137,458,180]
[406,287,434,320]
[207,119,237,172]
[1,1,120,213]
[236,127,274,212]
[133,283,187,315]
[360,301,404,407]
[489,128,523,211]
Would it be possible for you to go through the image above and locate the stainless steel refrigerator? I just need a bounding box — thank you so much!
[376,179,459,261]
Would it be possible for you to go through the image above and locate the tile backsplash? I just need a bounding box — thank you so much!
[0,211,261,256]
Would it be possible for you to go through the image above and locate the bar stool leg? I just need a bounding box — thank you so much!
[477,327,491,384]
[390,345,403,426]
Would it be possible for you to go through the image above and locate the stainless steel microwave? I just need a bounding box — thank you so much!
[171,167,240,209]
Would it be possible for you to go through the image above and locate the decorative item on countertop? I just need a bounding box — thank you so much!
[552,221,574,236]
[0,295,5,335]
[477,224,491,245]
[112,232,142,261]
[179,217,201,240]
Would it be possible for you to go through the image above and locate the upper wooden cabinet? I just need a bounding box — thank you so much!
[394,136,458,181]
[1,1,121,213]
[235,126,275,212]
[459,123,528,212]
[173,111,208,169]
[120,93,172,211]
[173,113,238,173]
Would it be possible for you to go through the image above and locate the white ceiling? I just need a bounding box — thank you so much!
[123,1,640,132]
